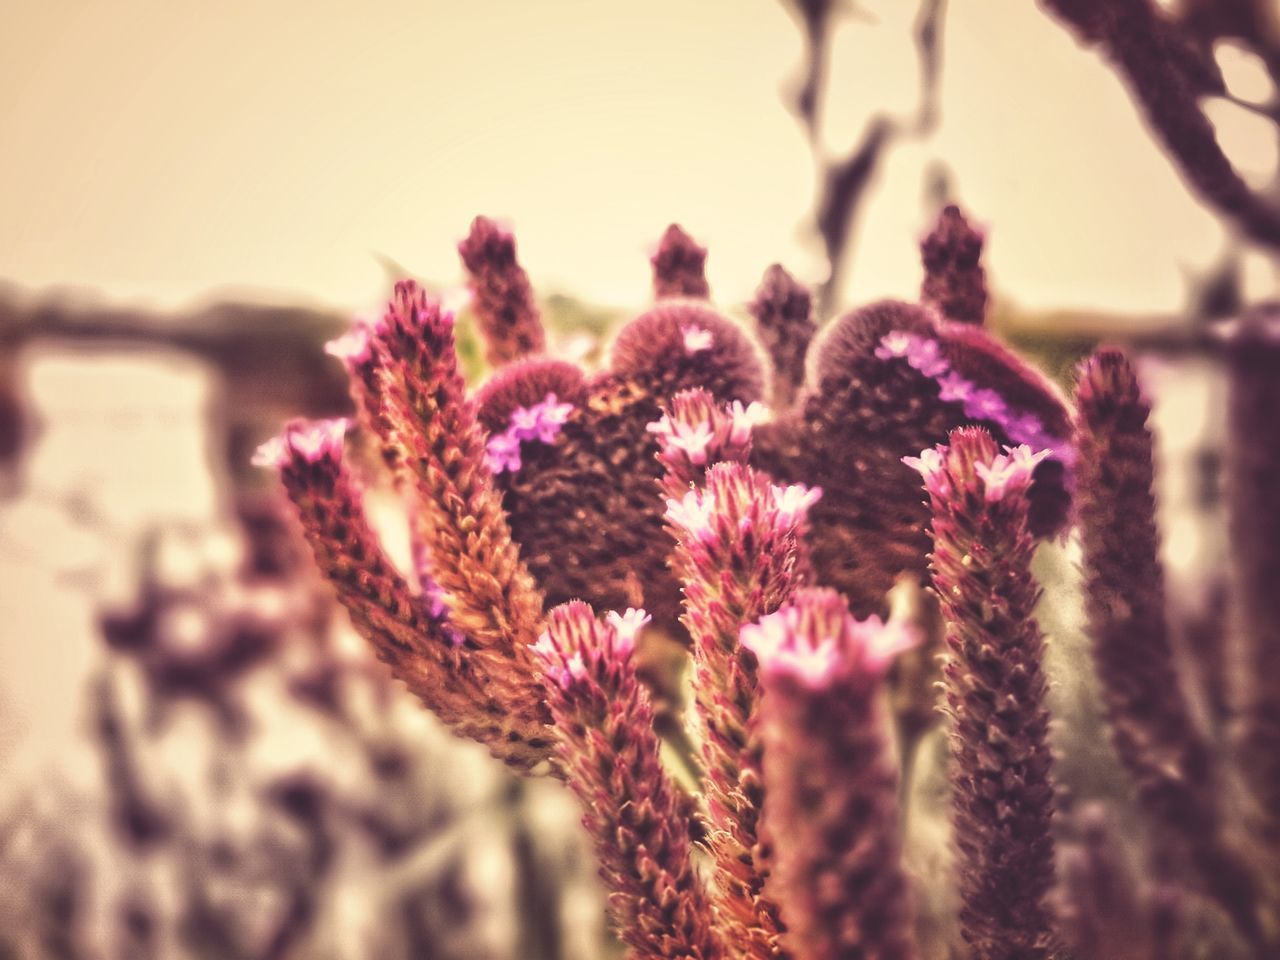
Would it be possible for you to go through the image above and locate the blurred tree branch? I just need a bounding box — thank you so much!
[1039,0,1280,252]
[782,0,948,316]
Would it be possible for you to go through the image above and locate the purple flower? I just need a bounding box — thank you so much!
[905,335,950,377]
[937,369,972,403]
[966,387,1008,422]
[252,418,350,469]
[484,430,522,474]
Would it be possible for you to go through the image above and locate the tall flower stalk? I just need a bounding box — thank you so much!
[1074,347,1267,949]
[458,215,546,366]
[911,429,1060,959]
[535,601,723,960]
[662,453,819,960]
[252,417,553,771]
[745,588,920,960]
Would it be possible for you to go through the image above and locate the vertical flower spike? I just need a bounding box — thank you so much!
[744,588,920,960]
[752,299,1071,617]
[920,204,988,326]
[666,462,821,960]
[651,223,711,300]
[370,281,551,753]
[1073,349,1213,809]
[1075,348,1267,948]
[1224,307,1280,852]
[748,264,816,409]
[535,601,723,960]
[914,428,1060,960]
[458,215,547,366]
[648,388,765,495]
[254,419,551,771]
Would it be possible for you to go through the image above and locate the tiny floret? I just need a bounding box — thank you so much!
[875,330,914,359]
[770,483,822,526]
[485,431,523,474]
[251,435,288,470]
[665,489,717,542]
[937,370,972,403]
[606,607,651,654]
[324,322,375,366]
[728,399,769,445]
[681,323,714,355]
[902,446,946,481]
[975,445,1051,502]
[254,418,350,470]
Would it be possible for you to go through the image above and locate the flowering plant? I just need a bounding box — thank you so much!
[257,212,1280,959]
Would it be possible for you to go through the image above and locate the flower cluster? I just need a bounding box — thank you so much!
[256,209,1279,959]
[878,330,1064,459]
[483,391,575,474]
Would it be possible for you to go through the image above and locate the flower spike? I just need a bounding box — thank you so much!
[458,215,546,366]
[536,600,723,959]
[256,418,552,771]
[748,264,815,409]
[920,427,1061,959]
[746,588,920,960]
[920,203,988,325]
[651,223,710,300]
[664,462,819,959]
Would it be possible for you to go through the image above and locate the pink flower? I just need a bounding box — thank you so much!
[667,420,715,464]
[324,322,375,366]
[606,607,651,655]
[875,330,914,360]
[728,399,769,446]
[906,336,950,377]
[966,387,1008,422]
[902,446,946,482]
[665,488,717,542]
[850,614,920,677]
[975,445,1051,502]
[938,370,973,403]
[253,418,350,469]
[681,323,714,354]
[485,430,523,474]
[770,483,822,526]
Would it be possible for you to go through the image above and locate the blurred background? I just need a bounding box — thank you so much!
[0,1,1276,957]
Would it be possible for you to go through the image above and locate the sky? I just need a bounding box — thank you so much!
[1,0,1275,318]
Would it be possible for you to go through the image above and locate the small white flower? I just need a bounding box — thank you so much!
[770,483,822,526]
[667,420,715,465]
[606,607,651,654]
[975,445,1050,502]
[902,446,945,481]
[681,323,713,354]
[875,330,913,360]
[288,419,350,464]
[665,489,716,541]
[251,435,288,470]
[728,400,769,446]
